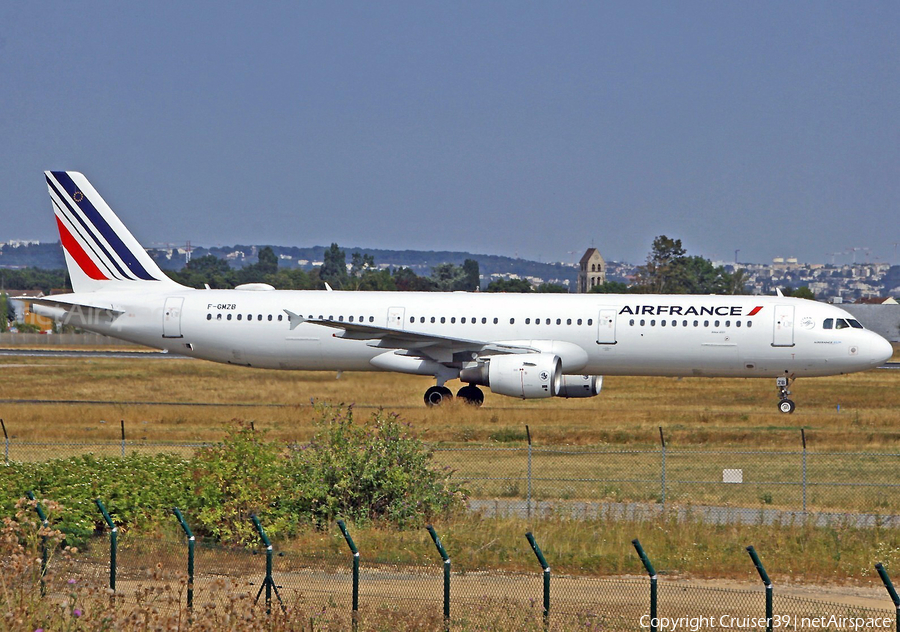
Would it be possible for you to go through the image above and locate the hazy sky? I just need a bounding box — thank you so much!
[2,2,897,266]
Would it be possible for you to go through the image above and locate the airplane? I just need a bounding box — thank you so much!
[32,171,894,413]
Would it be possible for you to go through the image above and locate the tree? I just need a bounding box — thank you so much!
[634,236,687,293]
[460,259,481,291]
[589,281,630,294]
[393,267,436,292]
[485,277,533,293]
[535,283,568,293]
[782,286,816,300]
[319,243,349,289]
[256,247,278,275]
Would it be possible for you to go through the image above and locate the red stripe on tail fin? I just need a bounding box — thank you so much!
[56,216,109,281]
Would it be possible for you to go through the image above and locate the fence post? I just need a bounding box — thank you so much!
[632,538,658,632]
[875,563,900,632]
[26,491,49,597]
[251,514,285,614]
[426,525,451,629]
[526,424,533,519]
[659,427,666,507]
[800,429,807,515]
[120,420,126,458]
[525,532,550,629]
[337,520,360,631]
[172,507,195,611]
[1,419,8,462]
[746,545,773,632]
[95,499,117,595]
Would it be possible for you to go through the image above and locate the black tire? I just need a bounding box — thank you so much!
[778,399,796,414]
[425,385,453,407]
[457,385,485,407]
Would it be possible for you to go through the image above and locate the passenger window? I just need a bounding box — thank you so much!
[349,316,355,322]
[736,321,742,327]
[227,314,232,321]
[493,318,498,324]
[567,319,572,325]
[409,317,414,323]
[682,320,687,327]
[268,315,273,321]
[747,321,753,328]
[661,320,666,327]
[451,317,456,324]
[693,320,698,327]
[725,320,730,327]
[546,318,551,325]
[525,318,531,324]
[629,319,635,326]
[247,314,252,320]
[441,317,446,324]
[369,316,374,322]
[237,314,242,321]
[704,320,709,327]
[650,319,656,326]
[461,317,466,324]
[431,317,436,323]
[671,320,676,327]
[206,314,212,320]
[577,319,583,325]
[217,314,222,320]
[556,319,561,325]
[587,319,593,326]
[510,318,515,324]
[640,319,645,326]
[421,317,426,323]
[278,315,283,322]
[338,316,344,322]
[823,319,833,329]
[714,320,720,327]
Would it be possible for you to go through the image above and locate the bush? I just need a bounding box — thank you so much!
[188,421,288,545]
[284,405,466,529]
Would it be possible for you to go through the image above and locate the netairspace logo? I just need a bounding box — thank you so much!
[640,614,893,630]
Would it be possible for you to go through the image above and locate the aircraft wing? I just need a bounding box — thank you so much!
[284,310,536,357]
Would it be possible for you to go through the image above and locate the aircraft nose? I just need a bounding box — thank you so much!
[869,333,894,367]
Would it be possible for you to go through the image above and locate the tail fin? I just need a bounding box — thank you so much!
[45,171,182,293]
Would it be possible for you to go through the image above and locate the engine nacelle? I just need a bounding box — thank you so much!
[484,353,562,399]
[557,375,603,398]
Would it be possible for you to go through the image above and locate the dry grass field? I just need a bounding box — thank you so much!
[1,348,898,448]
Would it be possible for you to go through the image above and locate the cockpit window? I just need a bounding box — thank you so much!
[823,318,833,329]
[835,318,850,329]
[848,319,864,329]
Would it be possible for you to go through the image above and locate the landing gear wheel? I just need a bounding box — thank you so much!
[778,399,796,414]
[425,385,453,407]
[457,385,485,407]
[775,375,796,414]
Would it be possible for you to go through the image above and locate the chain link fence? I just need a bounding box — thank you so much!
[3,425,899,525]
[48,531,897,631]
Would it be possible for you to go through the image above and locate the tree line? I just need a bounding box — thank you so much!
[2,236,819,297]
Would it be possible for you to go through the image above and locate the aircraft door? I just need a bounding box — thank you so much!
[772,304,795,347]
[163,297,184,339]
[596,308,617,344]
[387,306,405,330]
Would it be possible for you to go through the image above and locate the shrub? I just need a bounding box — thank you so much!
[284,405,467,529]
[188,421,289,545]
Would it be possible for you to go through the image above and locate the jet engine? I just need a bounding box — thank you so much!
[557,375,603,398]
[460,353,561,399]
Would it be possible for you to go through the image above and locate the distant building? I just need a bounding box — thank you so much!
[577,248,606,293]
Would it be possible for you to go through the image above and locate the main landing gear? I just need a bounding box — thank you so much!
[423,384,485,407]
[776,376,796,414]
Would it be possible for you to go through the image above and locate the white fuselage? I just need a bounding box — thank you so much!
[49,289,892,379]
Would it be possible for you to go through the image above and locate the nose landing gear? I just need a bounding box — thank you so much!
[776,376,796,414]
